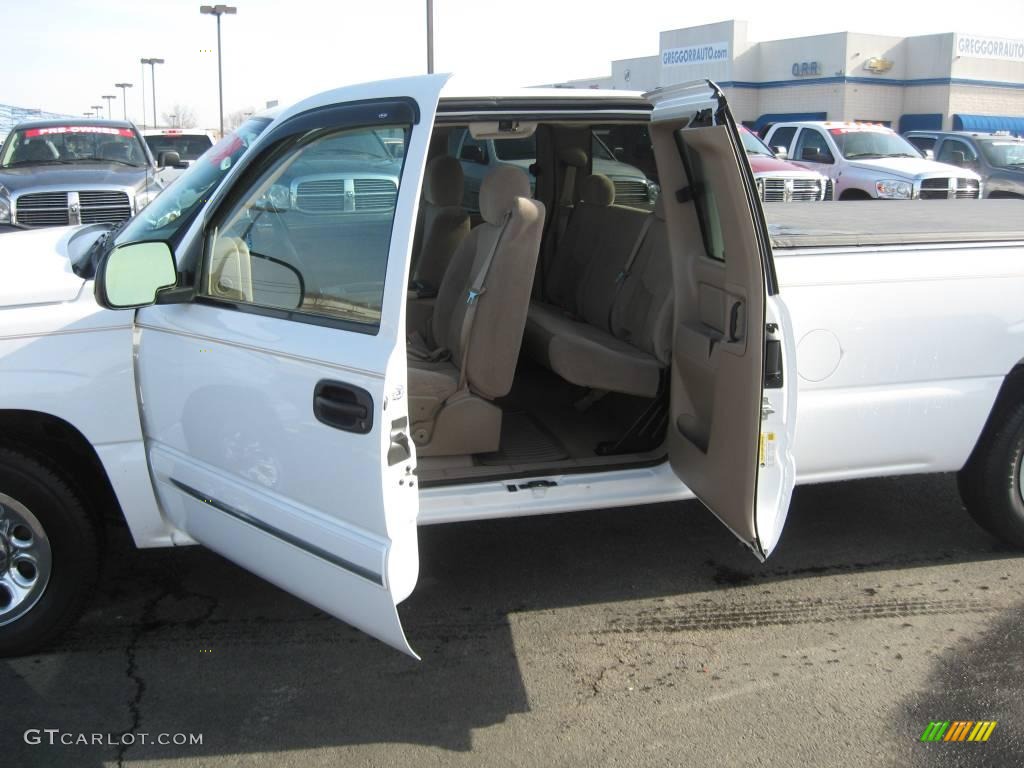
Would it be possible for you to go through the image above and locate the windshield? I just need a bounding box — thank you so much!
[978,138,1024,168]
[144,134,214,161]
[116,117,270,246]
[0,125,147,167]
[740,129,774,157]
[830,129,922,160]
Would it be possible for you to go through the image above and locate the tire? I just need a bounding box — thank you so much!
[957,400,1024,548]
[0,448,100,656]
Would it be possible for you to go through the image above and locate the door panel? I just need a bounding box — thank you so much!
[647,81,796,559]
[136,75,449,657]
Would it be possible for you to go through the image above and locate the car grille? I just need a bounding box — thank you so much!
[919,178,981,200]
[955,179,981,199]
[295,177,398,213]
[353,178,398,211]
[14,190,132,227]
[759,178,824,202]
[79,191,132,223]
[612,179,652,207]
[14,192,71,227]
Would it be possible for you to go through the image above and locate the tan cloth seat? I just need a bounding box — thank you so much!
[523,196,671,398]
[411,155,471,291]
[408,165,546,456]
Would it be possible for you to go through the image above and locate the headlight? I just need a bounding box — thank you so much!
[135,188,161,211]
[0,184,10,224]
[647,181,661,203]
[875,180,913,199]
[755,177,765,200]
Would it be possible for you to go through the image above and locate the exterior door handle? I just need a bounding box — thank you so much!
[727,299,745,342]
[313,380,374,434]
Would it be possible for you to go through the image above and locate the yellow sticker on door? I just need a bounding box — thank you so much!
[759,432,776,468]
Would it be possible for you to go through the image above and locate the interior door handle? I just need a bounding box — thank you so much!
[313,380,374,434]
[727,299,745,343]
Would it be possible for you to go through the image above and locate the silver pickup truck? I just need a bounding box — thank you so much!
[0,119,173,230]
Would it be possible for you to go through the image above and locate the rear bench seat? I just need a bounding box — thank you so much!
[524,176,672,399]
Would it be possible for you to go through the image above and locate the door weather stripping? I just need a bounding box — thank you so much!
[168,478,383,585]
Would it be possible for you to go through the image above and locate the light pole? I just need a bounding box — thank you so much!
[200,5,237,137]
[91,105,103,118]
[115,83,133,121]
[168,113,178,128]
[139,60,147,128]
[102,95,116,119]
[141,58,165,127]
[426,0,434,73]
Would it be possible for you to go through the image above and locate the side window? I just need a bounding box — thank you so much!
[201,124,410,332]
[907,135,935,153]
[767,126,796,153]
[458,133,488,165]
[678,136,725,262]
[794,129,834,164]
[592,124,660,210]
[937,138,977,166]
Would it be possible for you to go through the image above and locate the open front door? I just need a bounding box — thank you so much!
[134,75,449,657]
[647,81,797,560]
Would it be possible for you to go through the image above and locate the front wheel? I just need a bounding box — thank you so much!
[0,449,100,656]
[958,401,1024,547]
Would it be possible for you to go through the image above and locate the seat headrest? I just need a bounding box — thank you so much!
[579,174,614,207]
[424,155,464,207]
[654,194,666,221]
[479,165,531,224]
[559,147,588,168]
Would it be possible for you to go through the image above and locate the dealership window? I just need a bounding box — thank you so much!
[201,124,410,332]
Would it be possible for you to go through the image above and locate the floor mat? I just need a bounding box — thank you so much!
[477,411,569,466]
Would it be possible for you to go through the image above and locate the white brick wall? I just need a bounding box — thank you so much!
[949,85,1024,126]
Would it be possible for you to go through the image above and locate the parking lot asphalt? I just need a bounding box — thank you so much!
[1,473,1022,767]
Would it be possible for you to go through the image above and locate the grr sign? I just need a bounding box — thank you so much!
[955,34,1024,62]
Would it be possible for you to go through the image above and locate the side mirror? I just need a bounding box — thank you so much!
[950,150,967,167]
[923,149,935,160]
[158,150,182,168]
[459,144,487,164]
[95,241,177,309]
[773,145,788,160]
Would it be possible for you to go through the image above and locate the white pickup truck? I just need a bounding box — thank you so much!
[1,76,1022,659]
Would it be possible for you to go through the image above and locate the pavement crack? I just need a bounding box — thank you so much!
[116,589,167,768]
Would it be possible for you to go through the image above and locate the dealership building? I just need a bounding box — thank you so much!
[559,20,1024,134]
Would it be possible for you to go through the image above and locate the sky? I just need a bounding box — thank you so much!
[4,0,1024,129]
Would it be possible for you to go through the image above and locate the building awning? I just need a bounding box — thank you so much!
[953,114,1024,136]
[899,113,943,133]
[753,112,826,132]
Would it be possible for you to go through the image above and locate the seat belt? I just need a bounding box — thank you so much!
[456,210,513,392]
[608,212,655,330]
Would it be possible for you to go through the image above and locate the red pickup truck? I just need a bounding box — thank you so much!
[741,126,832,202]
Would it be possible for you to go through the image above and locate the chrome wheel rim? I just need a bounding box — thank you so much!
[1017,450,1024,506]
[0,493,53,627]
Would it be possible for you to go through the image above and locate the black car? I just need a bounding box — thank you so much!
[904,130,1024,199]
[0,119,178,229]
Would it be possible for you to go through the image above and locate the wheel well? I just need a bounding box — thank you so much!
[963,365,1024,469]
[0,410,121,533]
[839,188,872,200]
[988,191,1024,200]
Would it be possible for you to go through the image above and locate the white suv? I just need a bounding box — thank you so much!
[763,121,982,200]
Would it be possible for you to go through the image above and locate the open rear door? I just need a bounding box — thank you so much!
[647,81,797,560]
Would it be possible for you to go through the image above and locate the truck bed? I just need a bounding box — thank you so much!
[764,200,1024,249]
